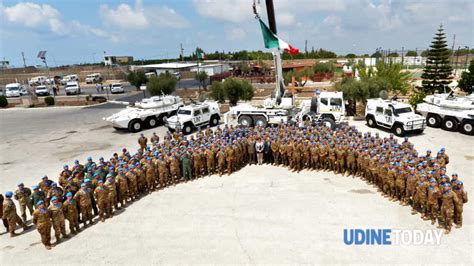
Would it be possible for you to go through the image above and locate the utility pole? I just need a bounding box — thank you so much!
[305,40,308,56]
[21,52,26,68]
[464,46,470,71]
[180,43,184,62]
[401,46,404,66]
[454,46,461,76]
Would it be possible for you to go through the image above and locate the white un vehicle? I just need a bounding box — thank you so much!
[104,95,184,132]
[416,92,474,135]
[166,101,221,134]
[365,98,426,137]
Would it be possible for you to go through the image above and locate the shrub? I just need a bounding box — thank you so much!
[409,90,429,108]
[0,96,8,108]
[44,96,55,106]
[147,73,177,96]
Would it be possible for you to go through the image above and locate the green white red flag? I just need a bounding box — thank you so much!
[258,19,299,55]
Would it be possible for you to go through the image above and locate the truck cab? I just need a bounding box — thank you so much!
[294,91,346,128]
[365,98,426,136]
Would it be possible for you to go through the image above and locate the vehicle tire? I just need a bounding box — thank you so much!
[321,118,336,130]
[366,116,376,128]
[393,124,405,137]
[442,117,458,131]
[426,113,441,128]
[238,115,253,127]
[128,119,143,132]
[158,114,168,124]
[183,123,193,135]
[460,120,474,135]
[145,116,158,128]
[210,114,220,126]
[253,116,268,127]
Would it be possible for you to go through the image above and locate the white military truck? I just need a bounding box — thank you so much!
[166,101,221,134]
[416,92,474,135]
[293,91,346,128]
[365,98,426,136]
[104,95,184,132]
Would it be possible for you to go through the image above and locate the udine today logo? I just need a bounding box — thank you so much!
[343,229,443,246]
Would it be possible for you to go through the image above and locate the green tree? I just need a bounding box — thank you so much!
[298,67,314,87]
[127,70,148,90]
[313,62,335,74]
[388,52,400,57]
[213,78,255,105]
[195,71,209,91]
[346,53,357,58]
[371,51,382,58]
[146,73,177,96]
[458,59,474,93]
[373,61,411,94]
[210,81,225,103]
[406,50,418,56]
[421,25,453,93]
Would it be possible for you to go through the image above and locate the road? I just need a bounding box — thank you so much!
[0,107,472,264]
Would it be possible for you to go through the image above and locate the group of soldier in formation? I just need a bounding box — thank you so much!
[1,123,468,250]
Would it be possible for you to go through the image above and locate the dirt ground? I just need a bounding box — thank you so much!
[0,107,473,264]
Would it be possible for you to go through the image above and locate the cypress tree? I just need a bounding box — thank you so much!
[421,25,453,93]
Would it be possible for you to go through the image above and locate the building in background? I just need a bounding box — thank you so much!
[103,56,134,66]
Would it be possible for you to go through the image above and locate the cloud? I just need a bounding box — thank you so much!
[192,0,254,23]
[100,0,148,30]
[226,28,246,41]
[100,0,188,30]
[1,2,67,35]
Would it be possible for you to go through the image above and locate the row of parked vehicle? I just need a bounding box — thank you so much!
[28,73,103,86]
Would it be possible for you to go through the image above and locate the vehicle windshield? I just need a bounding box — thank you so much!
[66,84,77,88]
[394,107,412,114]
[112,84,121,87]
[36,87,46,90]
[7,87,19,91]
[178,109,192,115]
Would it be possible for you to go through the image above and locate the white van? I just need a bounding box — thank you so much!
[5,83,28,97]
[29,76,47,86]
[85,73,102,84]
[61,74,79,85]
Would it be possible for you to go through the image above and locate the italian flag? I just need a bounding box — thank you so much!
[258,19,299,55]
[196,48,207,60]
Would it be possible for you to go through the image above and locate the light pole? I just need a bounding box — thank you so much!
[464,46,469,71]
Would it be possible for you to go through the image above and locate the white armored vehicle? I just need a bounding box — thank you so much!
[104,95,184,132]
[365,98,426,137]
[416,92,474,135]
[166,101,221,134]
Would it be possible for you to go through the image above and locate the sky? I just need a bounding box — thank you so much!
[0,0,473,67]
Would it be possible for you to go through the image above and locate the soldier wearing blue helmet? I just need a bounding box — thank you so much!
[3,191,29,237]
[32,200,53,249]
[453,180,468,228]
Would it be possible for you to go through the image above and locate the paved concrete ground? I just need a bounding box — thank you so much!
[0,106,473,264]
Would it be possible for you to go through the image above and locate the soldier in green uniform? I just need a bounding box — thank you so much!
[181,152,192,181]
